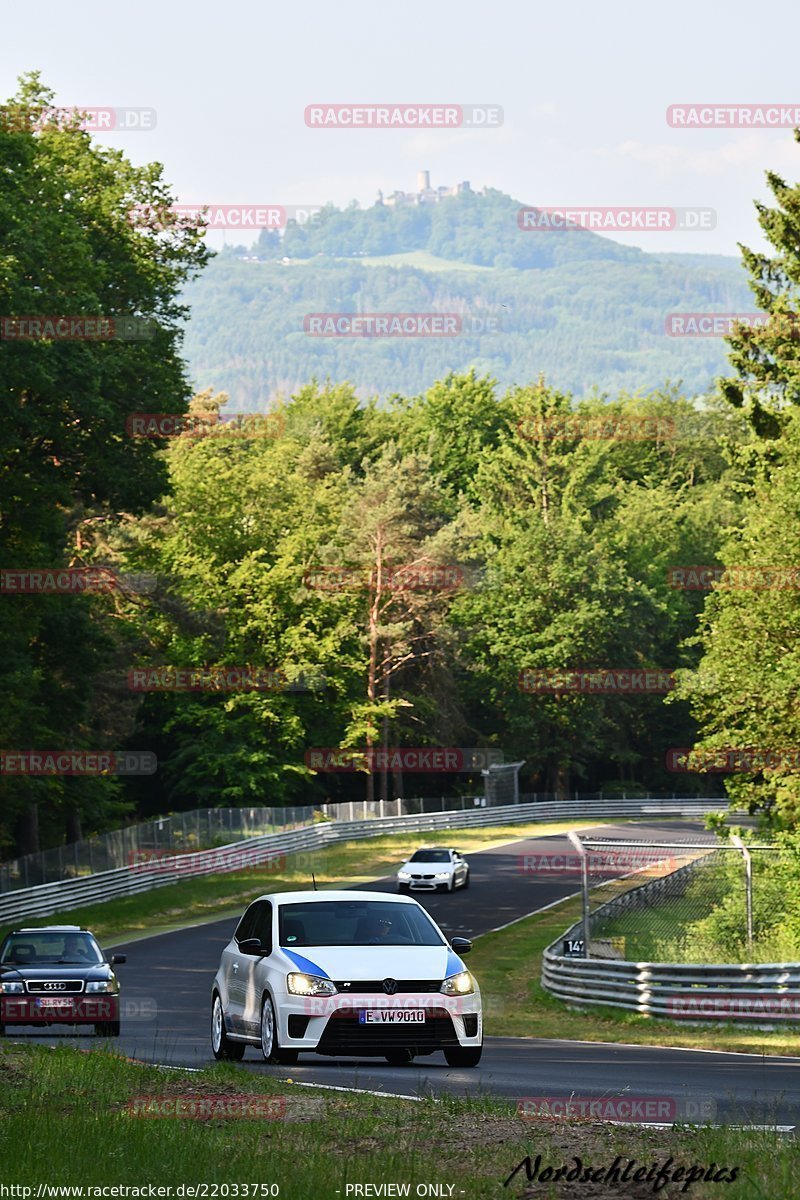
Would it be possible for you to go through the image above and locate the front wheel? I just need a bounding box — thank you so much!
[259,996,298,1065]
[444,1042,482,1068]
[211,994,245,1061]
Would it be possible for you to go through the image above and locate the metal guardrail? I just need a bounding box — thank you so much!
[0,796,727,927]
[541,847,800,1022]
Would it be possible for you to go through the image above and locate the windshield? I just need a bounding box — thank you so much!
[0,932,103,966]
[278,900,446,947]
[409,849,451,863]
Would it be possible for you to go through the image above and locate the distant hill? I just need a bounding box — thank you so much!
[181,189,752,405]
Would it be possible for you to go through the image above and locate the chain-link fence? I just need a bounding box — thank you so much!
[0,794,499,893]
[571,835,791,964]
[0,807,316,893]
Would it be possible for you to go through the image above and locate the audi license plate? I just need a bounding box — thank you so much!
[36,997,73,1007]
[359,1009,425,1024]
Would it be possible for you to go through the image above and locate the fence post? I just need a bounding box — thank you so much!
[567,830,590,958]
[731,834,753,953]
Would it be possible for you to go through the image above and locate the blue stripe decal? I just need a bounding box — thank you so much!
[446,950,465,977]
[281,948,330,978]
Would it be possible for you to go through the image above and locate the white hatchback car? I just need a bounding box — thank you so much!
[211,890,482,1067]
[397,847,470,893]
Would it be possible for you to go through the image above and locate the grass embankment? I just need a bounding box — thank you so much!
[469,894,800,1057]
[1,821,600,946]
[0,1043,790,1198]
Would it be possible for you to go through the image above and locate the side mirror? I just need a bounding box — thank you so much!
[110,954,127,965]
[238,938,268,957]
[450,936,472,955]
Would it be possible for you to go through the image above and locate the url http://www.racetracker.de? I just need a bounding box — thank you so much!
[0,1188,283,1198]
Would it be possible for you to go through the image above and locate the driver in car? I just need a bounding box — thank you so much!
[62,935,93,962]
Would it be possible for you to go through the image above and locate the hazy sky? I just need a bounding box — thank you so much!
[2,0,798,255]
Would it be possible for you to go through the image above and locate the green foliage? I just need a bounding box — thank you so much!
[183,210,752,403]
[0,73,208,851]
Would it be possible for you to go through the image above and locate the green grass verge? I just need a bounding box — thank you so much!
[0,1043,791,1197]
[470,893,800,1057]
[1,821,603,947]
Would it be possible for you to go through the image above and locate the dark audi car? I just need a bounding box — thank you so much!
[0,925,126,1036]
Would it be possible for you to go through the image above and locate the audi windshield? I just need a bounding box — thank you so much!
[278,900,446,947]
[0,931,103,966]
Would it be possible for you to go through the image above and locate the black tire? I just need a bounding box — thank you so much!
[397,884,409,893]
[211,993,245,1061]
[259,995,298,1065]
[443,1042,483,1068]
[384,1049,415,1066]
[0,1023,5,1037]
[462,870,470,889]
[95,1021,121,1038]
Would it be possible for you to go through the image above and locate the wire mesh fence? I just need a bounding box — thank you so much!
[573,836,790,964]
[0,794,494,893]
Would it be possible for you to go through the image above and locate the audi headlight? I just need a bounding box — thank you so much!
[286,973,337,997]
[0,981,24,994]
[440,971,474,996]
[398,870,411,880]
[86,980,117,994]
[434,871,451,880]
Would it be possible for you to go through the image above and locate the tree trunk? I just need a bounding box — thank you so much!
[65,808,82,845]
[17,803,39,856]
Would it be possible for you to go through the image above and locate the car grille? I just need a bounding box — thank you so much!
[332,980,441,994]
[316,1012,458,1055]
[25,980,85,995]
[411,873,436,879]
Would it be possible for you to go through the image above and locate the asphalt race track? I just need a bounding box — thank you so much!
[10,819,800,1127]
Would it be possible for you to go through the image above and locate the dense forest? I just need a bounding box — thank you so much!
[4,76,800,857]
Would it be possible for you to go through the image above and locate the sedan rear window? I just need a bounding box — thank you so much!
[278,901,446,947]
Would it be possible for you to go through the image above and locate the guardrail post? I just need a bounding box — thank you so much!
[730,834,753,952]
[567,830,590,958]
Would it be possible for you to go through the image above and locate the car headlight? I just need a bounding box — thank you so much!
[86,980,117,994]
[440,971,474,996]
[434,871,451,879]
[286,972,338,997]
[398,870,411,879]
[0,981,24,994]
